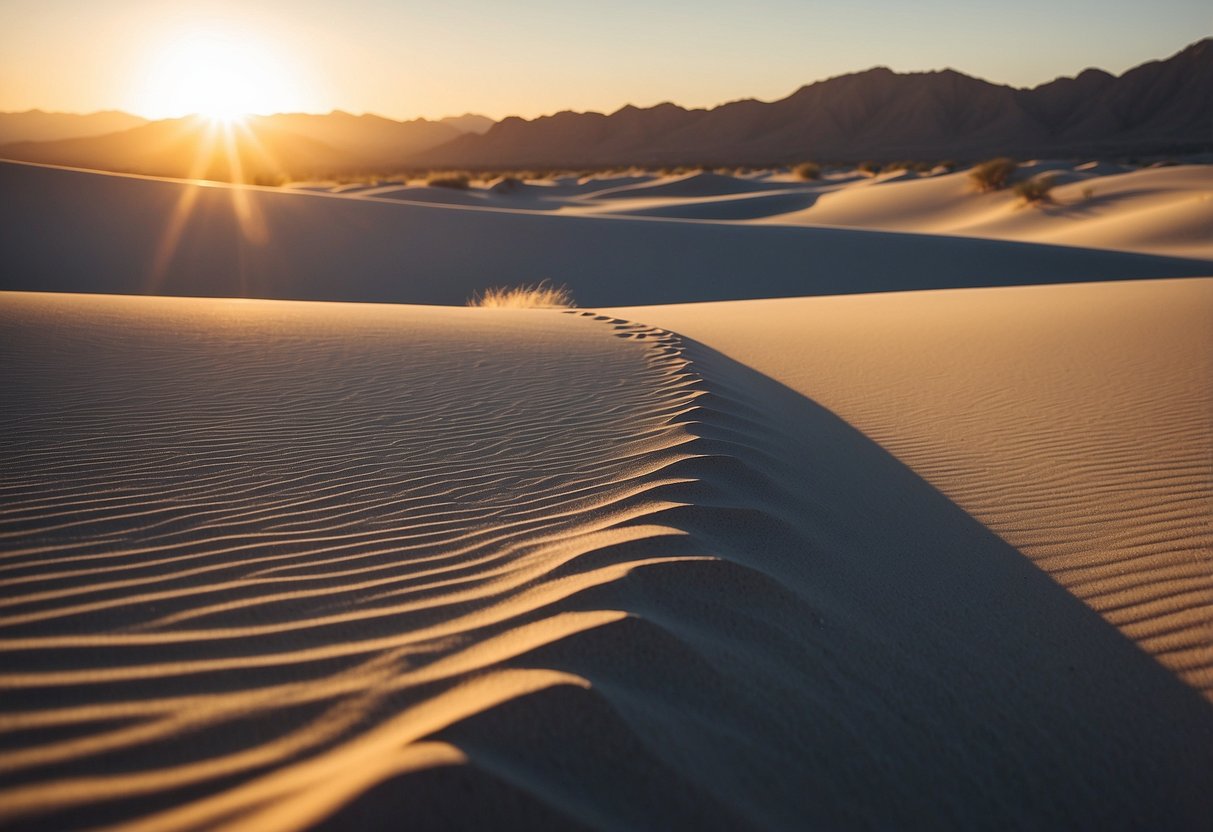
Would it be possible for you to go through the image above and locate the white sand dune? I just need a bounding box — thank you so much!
[1,153,1211,829]
[760,165,1213,258]
[608,277,1213,697]
[582,171,796,200]
[355,184,497,207]
[1,161,1209,306]
[348,164,1207,260]
[2,287,1212,829]
[596,190,822,221]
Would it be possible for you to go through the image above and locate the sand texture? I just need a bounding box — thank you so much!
[608,277,1213,697]
[2,288,1212,829]
[1,152,1211,829]
[1,161,1209,307]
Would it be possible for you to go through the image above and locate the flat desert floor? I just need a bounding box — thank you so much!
[0,159,1210,830]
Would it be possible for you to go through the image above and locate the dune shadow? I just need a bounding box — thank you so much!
[0,298,1210,829]
[2,161,1210,307]
[412,332,1213,829]
[1033,187,1169,219]
[608,190,821,221]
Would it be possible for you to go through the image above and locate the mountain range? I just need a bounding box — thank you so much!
[418,38,1211,167]
[0,110,147,145]
[0,111,493,182]
[0,39,1207,179]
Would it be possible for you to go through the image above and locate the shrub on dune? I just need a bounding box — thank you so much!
[468,281,576,309]
[1014,173,1057,205]
[794,162,821,180]
[427,172,471,189]
[969,158,1018,192]
[857,161,881,175]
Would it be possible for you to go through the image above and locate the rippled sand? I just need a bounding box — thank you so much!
[2,289,1211,829]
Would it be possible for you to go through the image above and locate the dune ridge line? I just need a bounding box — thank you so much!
[1,293,1211,829]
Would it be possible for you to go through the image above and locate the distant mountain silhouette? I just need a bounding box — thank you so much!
[439,114,494,135]
[416,38,1212,167]
[0,110,147,145]
[0,116,341,182]
[0,111,485,181]
[1,40,1208,179]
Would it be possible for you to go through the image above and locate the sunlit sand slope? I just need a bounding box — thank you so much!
[2,291,1211,829]
[609,277,1213,698]
[757,165,1213,259]
[2,160,1209,306]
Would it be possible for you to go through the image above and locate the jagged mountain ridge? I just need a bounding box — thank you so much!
[416,38,1212,166]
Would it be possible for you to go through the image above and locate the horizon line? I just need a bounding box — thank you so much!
[4,36,1206,126]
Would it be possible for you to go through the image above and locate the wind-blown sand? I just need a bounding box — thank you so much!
[755,164,1213,258]
[1,160,1210,306]
[308,163,1213,260]
[2,286,1212,829]
[609,277,1213,697]
[1,155,1211,829]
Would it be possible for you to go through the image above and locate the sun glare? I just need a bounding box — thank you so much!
[137,28,300,121]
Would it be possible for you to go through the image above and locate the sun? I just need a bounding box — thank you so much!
[136,28,301,121]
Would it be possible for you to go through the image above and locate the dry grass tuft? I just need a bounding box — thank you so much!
[427,172,471,189]
[969,158,1018,192]
[794,162,821,180]
[1014,173,1057,204]
[468,281,576,309]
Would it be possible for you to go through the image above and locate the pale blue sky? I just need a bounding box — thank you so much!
[2,0,1209,119]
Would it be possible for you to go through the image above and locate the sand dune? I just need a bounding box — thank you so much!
[596,189,822,221]
[2,288,1212,829]
[608,277,1213,697]
[760,164,1213,258]
[583,171,795,200]
[1,149,1211,829]
[1,161,1209,306]
[97,160,1211,260]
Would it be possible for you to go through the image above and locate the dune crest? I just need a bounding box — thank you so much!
[2,291,1211,828]
[609,277,1213,697]
[2,161,1209,308]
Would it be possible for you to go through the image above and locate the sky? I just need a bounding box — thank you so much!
[1,0,1209,121]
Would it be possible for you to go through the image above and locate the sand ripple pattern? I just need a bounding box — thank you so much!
[0,296,715,830]
[2,292,1211,830]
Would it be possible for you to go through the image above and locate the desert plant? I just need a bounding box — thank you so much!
[427,172,471,189]
[1014,173,1057,204]
[1082,186,1095,200]
[794,162,821,180]
[857,160,881,175]
[468,281,576,309]
[969,158,1018,192]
